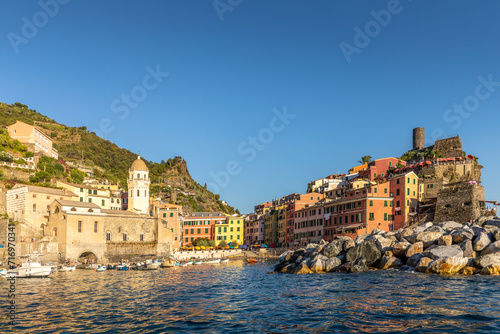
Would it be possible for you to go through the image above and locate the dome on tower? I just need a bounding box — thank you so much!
[130,156,148,171]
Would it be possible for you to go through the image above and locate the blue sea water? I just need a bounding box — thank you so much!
[1,260,499,333]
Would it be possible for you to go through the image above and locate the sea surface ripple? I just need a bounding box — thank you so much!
[1,260,499,333]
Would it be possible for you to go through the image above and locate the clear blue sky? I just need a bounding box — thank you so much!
[1,1,499,213]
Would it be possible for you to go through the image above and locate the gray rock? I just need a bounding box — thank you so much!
[377,256,403,269]
[480,240,500,256]
[325,257,342,272]
[473,232,492,252]
[459,239,475,258]
[471,225,486,237]
[451,228,475,244]
[407,253,424,268]
[346,240,381,267]
[392,241,411,258]
[322,237,354,258]
[309,258,326,273]
[495,231,500,242]
[406,241,424,258]
[292,262,313,274]
[279,250,294,263]
[416,231,443,248]
[415,257,433,272]
[373,235,393,253]
[414,222,433,234]
[474,253,500,268]
[423,245,464,260]
[426,226,445,234]
[438,221,463,232]
[483,218,500,229]
[354,234,369,245]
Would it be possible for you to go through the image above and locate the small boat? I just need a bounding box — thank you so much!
[184,261,193,266]
[145,260,160,270]
[161,258,177,268]
[0,269,7,276]
[46,262,58,273]
[85,264,98,270]
[179,263,188,267]
[247,258,258,264]
[59,265,76,272]
[107,264,116,270]
[6,253,53,278]
[116,264,129,271]
[95,265,106,272]
[193,261,202,265]
[205,259,221,265]
[220,259,229,264]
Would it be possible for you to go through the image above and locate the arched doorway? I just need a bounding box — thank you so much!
[79,251,98,265]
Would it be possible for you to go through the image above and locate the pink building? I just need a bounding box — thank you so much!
[293,204,325,247]
[7,120,58,159]
[245,213,264,245]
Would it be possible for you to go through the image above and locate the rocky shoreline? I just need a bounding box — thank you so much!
[275,216,500,275]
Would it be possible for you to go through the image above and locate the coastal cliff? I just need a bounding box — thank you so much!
[275,216,500,275]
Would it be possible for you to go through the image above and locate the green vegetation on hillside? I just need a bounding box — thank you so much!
[0,102,239,214]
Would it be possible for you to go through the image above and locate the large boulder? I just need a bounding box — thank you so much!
[354,234,370,245]
[415,257,433,272]
[405,241,424,258]
[494,230,500,242]
[309,258,326,273]
[377,256,403,270]
[304,243,321,257]
[373,235,393,253]
[416,232,443,248]
[426,226,445,234]
[451,228,475,244]
[322,237,354,258]
[480,265,500,275]
[423,245,463,260]
[407,253,424,268]
[279,250,294,263]
[459,266,477,275]
[459,240,475,258]
[438,235,453,246]
[399,228,414,240]
[392,241,411,258]
[438,221,463,232]
[474,253,500,268]
[473,232,492,252]
[346,240,381,267]
[414,222,433,234]
[480,240,500,256]
[292,262,313,274]
[426,256,468,275]
[325,257,342,272]
[335,262,353,273]
[350,258,369,273]
[483,218,500,229]
[280,263,297,273]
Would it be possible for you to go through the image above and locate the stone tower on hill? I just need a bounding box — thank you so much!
[127,156,150,214]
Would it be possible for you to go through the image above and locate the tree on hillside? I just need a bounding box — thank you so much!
[358,155,372,164]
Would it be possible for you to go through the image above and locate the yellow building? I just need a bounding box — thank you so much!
[57,181,122,210]
[214,215,244,247]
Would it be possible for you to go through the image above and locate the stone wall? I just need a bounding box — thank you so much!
[433,136,463,158]
[105,242,158,263]
[434,184,485,223]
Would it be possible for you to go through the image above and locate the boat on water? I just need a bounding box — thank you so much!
[95,265,106,272]
[116,264,129,271]
[85,264,98,270]
[145,259,160,270]
[205,259,221,265]
[6,253,53,278]
[59,265,76,272]
[247,258,258,264]
[161,258,177,268]
[107,264,116,270]
[193,261,202,265]
[220,259,229,264]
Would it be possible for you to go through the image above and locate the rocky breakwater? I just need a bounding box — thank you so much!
[274,217,500,276]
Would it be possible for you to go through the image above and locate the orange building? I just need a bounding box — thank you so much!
[358,157,405,181]
[389,171,419,229]
[182,212,226,246]
[323,181,394,240]
[286,193,325,246]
